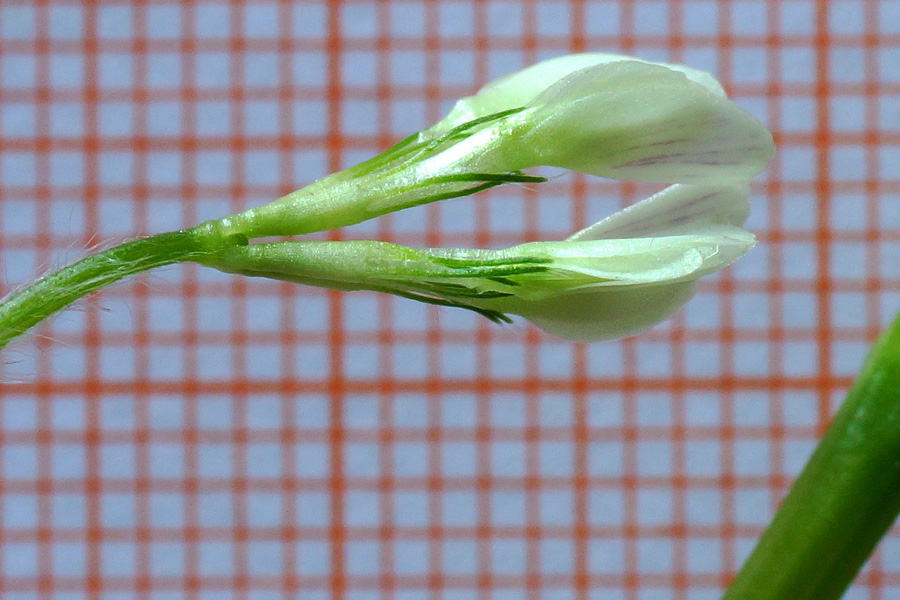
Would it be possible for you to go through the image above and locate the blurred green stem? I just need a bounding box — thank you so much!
[723,309,900,599]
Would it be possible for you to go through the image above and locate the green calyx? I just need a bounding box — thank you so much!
[345,106,530,180]
[215,107,543,239]
[202,240,554,324]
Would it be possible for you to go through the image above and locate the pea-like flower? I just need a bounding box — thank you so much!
[203,184,754,341]
[218,53,773,239]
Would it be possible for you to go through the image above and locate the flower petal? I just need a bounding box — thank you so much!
[567,183,750,241]
[491,280,699,342]
[509,232,754,290]
[430,52,727,135]
[513,60,774,184]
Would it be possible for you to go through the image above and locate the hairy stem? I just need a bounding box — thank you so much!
[723,309,900,599]
[0,226,223,350]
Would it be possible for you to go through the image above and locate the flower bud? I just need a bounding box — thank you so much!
[214,54,773,239]
[202,184,755,341]
[504,59,774,184]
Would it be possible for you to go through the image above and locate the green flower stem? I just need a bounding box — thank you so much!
[0,223,232,350]
[723,309,900,600]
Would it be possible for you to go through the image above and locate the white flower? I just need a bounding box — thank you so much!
[419,57,774,185]
[205,184,755,341]
[218,53,773,239]
[478,184,754,340]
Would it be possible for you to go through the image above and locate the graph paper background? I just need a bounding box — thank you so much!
[1,0,900,598]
